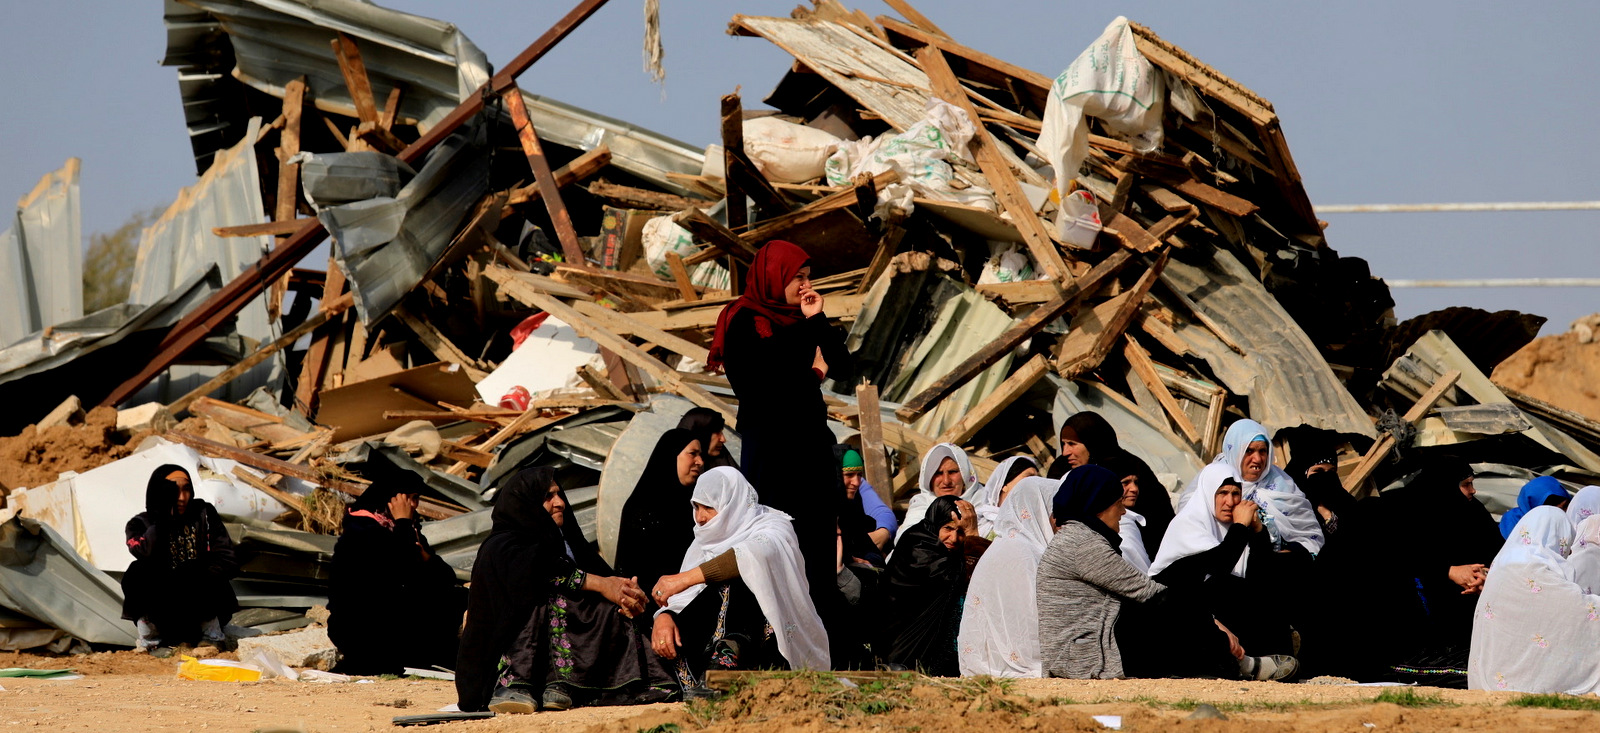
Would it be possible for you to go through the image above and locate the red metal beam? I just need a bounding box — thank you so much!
[100,0,612,408]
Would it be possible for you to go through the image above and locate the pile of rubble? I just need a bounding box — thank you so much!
[0,0,1595,653]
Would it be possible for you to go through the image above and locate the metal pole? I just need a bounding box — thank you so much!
[1385,278,1600,288]
[1317,201,1600,214]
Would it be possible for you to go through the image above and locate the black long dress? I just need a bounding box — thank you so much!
[457,467,675,711]
[328,473,465,676]
[880,496,967,675]
[1150,521,1299,658]
[613,429,699,598]
[722,308,853,627]
[120,465,239,645]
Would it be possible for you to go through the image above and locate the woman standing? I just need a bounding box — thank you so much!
[709,240,852,622]
[613,429,704,597]
[121,464,238,656]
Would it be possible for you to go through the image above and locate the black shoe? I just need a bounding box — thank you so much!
[488,686,537,715]
[541,684,574,711]
[681,684,724,701]
[637,686,679,704]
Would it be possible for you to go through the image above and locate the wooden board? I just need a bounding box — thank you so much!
[315,363,480,442]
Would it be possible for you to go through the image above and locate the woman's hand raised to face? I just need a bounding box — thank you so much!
[388,494,415,521]
[799,285,824,318]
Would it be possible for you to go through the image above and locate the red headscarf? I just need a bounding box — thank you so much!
[706,240,810,371]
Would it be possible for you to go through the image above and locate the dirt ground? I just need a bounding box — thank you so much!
[1493,322,1600,424]
[3,652,1598,732]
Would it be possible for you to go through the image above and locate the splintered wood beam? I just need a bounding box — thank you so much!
[330,32,380,126]
[321,116,351,149]
[1056,250,1169,379]
[674,207,759,264]
[1122,335,1202,444]
[721,93,747,231]
[1203,388,1227,457]
[882,0,953,40]
[505,146,611,209]
[1104,212,1161,253]
[586,180,709,212]
[665,252,699,301]
[354,121,407,153]
[379,86,403,129]
[855,383,894,510]
[577,364,631,402]
[572,300,711,365]
[856,214,905,295]
[268,76,307,323]
[1158,272,1247,355]
[916,45,1072,283]
[935,354,1050,447]
[394,307,491,382]
[213,219,314,238]
[501,84,587,267]
[169,292,354,415]
[483,267,737,425]
[895,248,1132,423]
[1344,370,1462,495]
[294,260,347,415]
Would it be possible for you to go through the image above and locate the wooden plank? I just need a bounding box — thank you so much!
[975,279,1058,307]
[1147,207,1199,241]
[935,354,1050,446]
[1135,307,1194,358]
[585,180,709,212]
[1170,178,1258,217]
[353,120,408,154]
[674,207,759,263]
[268,76,307,322]
[321,115,351,149]
[1203,387,1228,458]
[721,93,747,231]
[1056,251,1169,379]
[664,252,699,301]
[190,397,307,446]
[501,85,587,267]
[379,86,403,129]
[394,307,490,382]
[212,219,314,238]
[168,292,355,415]
[881,0,951,38]
[916,45,1071,283]
[1141,184,1191,213]
[875,15,1048,92]
[572,300,711,365]
[230,466,308,515]
[439,440,494,469]
[1345,370,1462,495]
[1104,212,1161,253]
[504,146,611,209]
[1122,335,1202,444]
[895,249,1131,423]
[294,259,347,414]
[576,365,631,402]
[854,383,894,510]
[482,268,738,425]
[330,33,380,125]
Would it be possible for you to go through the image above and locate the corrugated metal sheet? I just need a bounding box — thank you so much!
[1162,246,1376,438]
[734,15,929,132]
[163,0,489,173]
[0,159,82,348]
[128,117,282,404]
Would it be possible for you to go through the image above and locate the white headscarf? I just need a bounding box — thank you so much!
[660,467,829,671]
[974,456,1038,540]
[1570,515,1600,596]
[896,443,983,543]
[1185,419,1324,555]
[1469,506,1600,695]
[957,476,1057,678]
[1150,463,1249,578]
[1568,486,1600,526]
[1119,510,1150,573]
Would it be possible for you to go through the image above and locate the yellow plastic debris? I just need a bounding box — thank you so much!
[176,655,263,682]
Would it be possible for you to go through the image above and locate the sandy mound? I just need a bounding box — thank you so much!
[0,406,132,494]
[1493,320,1600,424]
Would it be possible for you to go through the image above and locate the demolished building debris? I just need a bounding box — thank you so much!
[0,0,1596,654]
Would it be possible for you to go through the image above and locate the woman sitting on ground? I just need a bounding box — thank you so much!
[329,461,465,676]
[1498,475,1572,539]
[1147,464,1299,673]
[1049,411,1174,556]
[1469,506,1600,694]
[897,443,982,544]
[838,447,897,552]
[1099,453,1154,573]
[457,467,671,714]
[958,477,1058,677]
[649,467,829,688]
[122,464,238,656]
[678,407,738,471]
[614,429,705,597]
[1202,420,1324,557]
[881,495,973,676]
[973,456,1039,540]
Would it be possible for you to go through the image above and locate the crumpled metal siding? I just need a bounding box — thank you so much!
[0,517,136,647]
[128,117,282,404]
[1162,246,1376,438]
[0,159,82,348]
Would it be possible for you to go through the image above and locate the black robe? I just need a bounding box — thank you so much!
[722,308,853,633]
[1151,521,1300,657]
[880,496,967,675]
[613,429,699,598]
[328,473,465,676]
[458,467,674,711]
[677,408,739,471]
[121,469,239,644]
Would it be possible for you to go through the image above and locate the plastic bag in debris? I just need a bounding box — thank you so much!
[976,242,1037,286]
[743,117,841,183]
[177,656,263,682]
[1037,17,1164,200]
[825,98,995,213]
[640,216,731,291]
[1056,189,1103,248]
[238,646,299,682]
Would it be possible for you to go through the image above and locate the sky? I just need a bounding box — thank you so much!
[1,0,1595,335]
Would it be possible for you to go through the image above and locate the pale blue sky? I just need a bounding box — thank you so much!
[1,1,1595,334]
